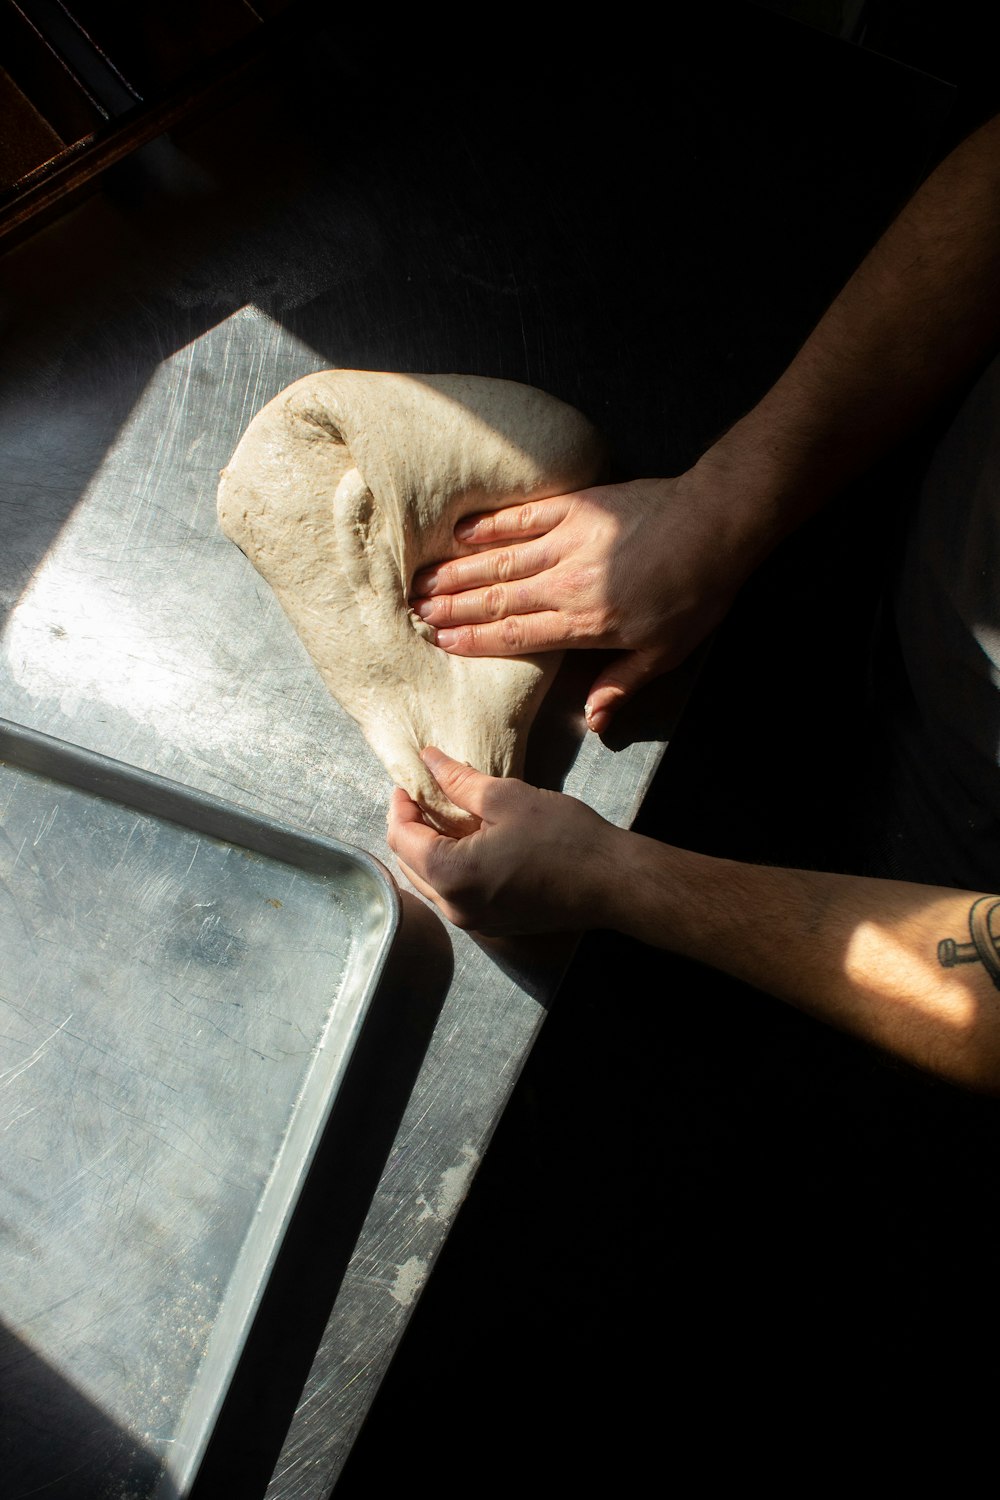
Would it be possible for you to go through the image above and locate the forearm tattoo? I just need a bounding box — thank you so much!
[938,897,1000,990]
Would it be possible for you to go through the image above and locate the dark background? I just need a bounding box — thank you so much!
[5,1,1000,1492]
[334,3,1000,1492]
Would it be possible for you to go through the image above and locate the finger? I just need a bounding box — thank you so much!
[420,746,496,818]
[432,611,569,657]
[393,851,442,902]
[388,785,423,825]
[584,649,671,734]
[453,494,573,546]
[411,535,553,599]
[414,576,557,629]
[387,786,448,863]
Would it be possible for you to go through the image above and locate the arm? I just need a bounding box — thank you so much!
[698,108,1000,539]
[388,750,1000,1094]
[413,113,1000,730]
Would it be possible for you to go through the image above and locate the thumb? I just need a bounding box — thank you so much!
[420,746,494,817]
[584,649,669,734]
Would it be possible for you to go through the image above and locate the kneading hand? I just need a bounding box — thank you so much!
[410,476,749,733]
[387,747,625,935]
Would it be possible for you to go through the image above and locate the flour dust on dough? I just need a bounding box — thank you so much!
[217,370,606,833]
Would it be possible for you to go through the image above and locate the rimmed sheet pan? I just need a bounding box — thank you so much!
[0,717,400,1498]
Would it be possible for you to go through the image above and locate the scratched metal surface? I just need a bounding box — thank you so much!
[0,276,680,1500]
[0,52,693,1500]
[0,722,399,1499]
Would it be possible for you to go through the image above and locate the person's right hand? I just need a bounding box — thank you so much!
[387,747,626,936]
[411,475,752,733]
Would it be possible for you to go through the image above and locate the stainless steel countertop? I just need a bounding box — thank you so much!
[1,6,959,1491]
[0,52,691,1499]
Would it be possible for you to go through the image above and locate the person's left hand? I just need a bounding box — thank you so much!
[387,747,624,935]
[408,477,743,734]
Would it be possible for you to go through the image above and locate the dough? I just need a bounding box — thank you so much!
[217,370,606,833]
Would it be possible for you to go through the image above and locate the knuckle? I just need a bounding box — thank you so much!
[482,584,507,620]
[510,582,533,615]
[533,539,557,572]
[499,614,526,651]
[515,503,536,534]
[572,561,601,597]
[428,594,453,624]
[492,549,517,583]
[567,606,608,643]
[446,763,479,800]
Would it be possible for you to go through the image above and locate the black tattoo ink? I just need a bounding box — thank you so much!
[938,896,1000,990]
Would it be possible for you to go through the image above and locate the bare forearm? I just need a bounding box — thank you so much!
[389,754,1000,1090]
[690,112,1000,561]
[606,828,1000,1092]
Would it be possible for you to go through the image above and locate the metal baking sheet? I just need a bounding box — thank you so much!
[0,717,400,1499]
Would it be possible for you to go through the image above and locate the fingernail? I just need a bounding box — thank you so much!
[415,569,437,592]
[454,520,476,540]
[413,600,434,620]
[436,629,458,647]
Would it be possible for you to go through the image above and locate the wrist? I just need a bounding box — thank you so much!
[588,827,700,946]
[684,376,857,566]
[677,432,796,580]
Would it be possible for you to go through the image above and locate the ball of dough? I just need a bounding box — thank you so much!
[217,370,606,833]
